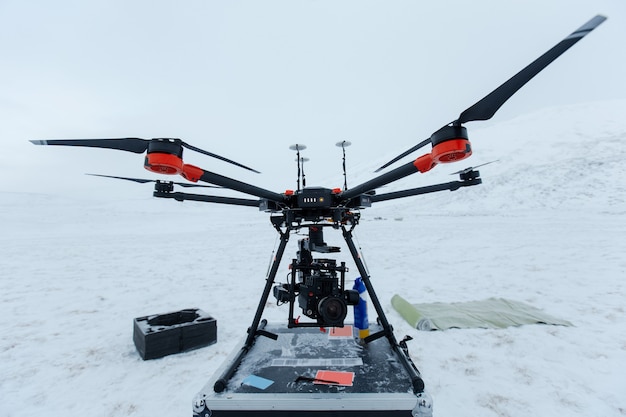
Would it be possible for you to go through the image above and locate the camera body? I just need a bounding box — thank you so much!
[273,226,359,328]
[297,258,359,327]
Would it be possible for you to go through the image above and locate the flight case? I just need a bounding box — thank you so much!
[193,323,432,416]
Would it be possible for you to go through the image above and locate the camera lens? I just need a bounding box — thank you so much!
[318,296,348,327]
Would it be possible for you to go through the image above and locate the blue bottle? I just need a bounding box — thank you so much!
[353,277,369,338]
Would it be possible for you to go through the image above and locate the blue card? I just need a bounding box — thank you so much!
[242,375,274,390]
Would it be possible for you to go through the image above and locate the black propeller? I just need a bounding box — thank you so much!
[86,173,223,188]
[30,137,261,173]
[375,14,607,172]
[449,160,499,176]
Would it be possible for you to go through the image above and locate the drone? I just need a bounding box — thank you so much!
[31,15,605,403]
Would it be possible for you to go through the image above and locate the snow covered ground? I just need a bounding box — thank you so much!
[1,101,625,416]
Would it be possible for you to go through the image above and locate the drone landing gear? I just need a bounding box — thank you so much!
[344,226,425,391]
[212,227,291,393]
[213,219,425,395]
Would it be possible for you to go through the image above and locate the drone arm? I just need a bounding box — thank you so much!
[340,160,420,202]
[184,167,284,203]
[375,138,432,173]
[370,175,481,203]
[153,190,261,207]
[340,151,441,202]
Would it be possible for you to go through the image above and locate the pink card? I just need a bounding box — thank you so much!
[329,325,353,338]
[313,370,354,386]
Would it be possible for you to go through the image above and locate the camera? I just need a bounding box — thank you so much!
[297,257,359,327]
[273,226,359,328]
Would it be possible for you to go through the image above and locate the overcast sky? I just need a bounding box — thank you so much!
[1,0,624,198]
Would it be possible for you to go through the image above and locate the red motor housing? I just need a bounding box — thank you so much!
[430,125,472,164]
[144,139,185,175]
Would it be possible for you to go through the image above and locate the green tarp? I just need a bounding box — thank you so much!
[391,294,573,331]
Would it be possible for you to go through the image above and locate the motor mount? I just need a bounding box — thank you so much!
[144,138,185,175]
[430,125,472,164]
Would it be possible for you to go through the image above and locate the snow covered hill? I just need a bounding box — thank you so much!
[1,101,625,416]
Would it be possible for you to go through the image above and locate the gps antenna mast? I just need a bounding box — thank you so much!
[289,144,307,191]
[336,140,351,190]
[299,157,309,187]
